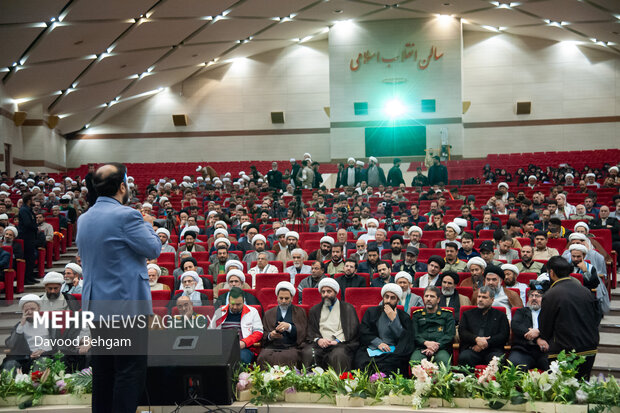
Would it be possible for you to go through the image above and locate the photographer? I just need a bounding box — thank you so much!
[538,256,601,379]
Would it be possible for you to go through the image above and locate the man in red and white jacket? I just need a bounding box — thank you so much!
[210,286,263,364]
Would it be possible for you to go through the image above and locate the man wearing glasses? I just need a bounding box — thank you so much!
[507,289,549,371]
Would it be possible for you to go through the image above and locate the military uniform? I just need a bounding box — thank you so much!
[410,307,455,366]
[443,259,467,273]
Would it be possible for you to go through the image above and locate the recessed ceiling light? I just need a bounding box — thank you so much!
[443,2,450,5]
[73,40,83,45]
[333,9,343,14]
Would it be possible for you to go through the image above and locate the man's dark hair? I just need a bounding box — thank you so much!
[548,217,562,226]
[229,286,244,299]
[332,242,344,251]
[445,242,459,251]
[93,163,127,197]
[461,232,474,241]
[521,198,532,206]
[547,200,557,206]
[377,260,391,269]
[344,258,357,269]
[522,217,535,226]
[506,219,521,229]
[22,192,33,204]
[547,256,572,278]
[181,257,198,268]
[217,245,229,253]
[533,230,547,239]
[500,235,513,243]
[424,286,441,298]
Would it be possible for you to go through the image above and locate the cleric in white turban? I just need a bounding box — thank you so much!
[40,271,80,311]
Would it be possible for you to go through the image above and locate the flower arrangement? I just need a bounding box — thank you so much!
[233,351,620,411]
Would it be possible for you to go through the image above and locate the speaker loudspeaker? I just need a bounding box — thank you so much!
[47,115,59,129]
[271,111,285,124]
[13,112,27,127]
[516,101,531,115]
[172,114,188,126]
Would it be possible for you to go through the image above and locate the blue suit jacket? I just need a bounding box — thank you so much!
[76,197,161,317]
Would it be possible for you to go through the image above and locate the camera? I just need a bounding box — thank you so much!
[382,200,394,219]
[529,278,550,294]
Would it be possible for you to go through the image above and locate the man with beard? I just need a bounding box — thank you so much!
[355,283,414,374]
[208,246,232,277]
[18,193,39,285]
[438,272,470,324]
[352,239,367,263]
[301,278,359,372]
[508,290,549,371]
[370,261,393,287]
[336,259,366,301]
[411,286,455,366]
[61,263,83,294]
[297,261,327,304]
[177,231,205,256]
[155,227,176,254]
[325,243,345,275]
[382,234,404,264]
[457,233,480,261]
[168,272,211,313]
[515,245,544,275]
[358,245,381,276]
[414,255,444,288]
[308,236,333,261]
[407,226,427,248]
[501,264,528,304]
[393,245,427,276]
[394,272,423,313]
[243,234,275,266]
[459,257,487,289]
[276,231,299,264]
[210,287,264,364]
[285,248,311,283]
[39,271,80,311]
[257,282,308,368]
[309,214,335,234]
[346,215,365,238]
[458,286,510,367]
[471,265,523,320]
[567,244,606,311]
[443,243,467,272]
[532,231,559,260]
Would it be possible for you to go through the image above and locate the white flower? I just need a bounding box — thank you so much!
[549,361,560,375]
[14,374,30,384]
[263,373,275,383]
[576,389,588,403]
[565,378,579,388]
[312,367,324,375]
[540,383,552,392]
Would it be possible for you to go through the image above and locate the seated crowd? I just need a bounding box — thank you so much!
[1,156,618,377]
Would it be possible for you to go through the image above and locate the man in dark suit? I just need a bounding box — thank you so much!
[309,214,336,233]
[508,289,549,371]
[17,192,38,285]
[590,205,620,264]
[474,211,500,235]
[77,163,161,413]
[458,286,510,367]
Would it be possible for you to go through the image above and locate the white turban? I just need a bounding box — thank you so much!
[369,156,378,163]
[347,157,355,163]
[252,234,267,245]
[574,222,590,233]
[215,220,227,229]
[155,228,170,239]
[289,158,295,163]
[19,294,41,310]
[453,218,468,228]
[275,281,296,297]
[610,166,619,173]
[528,175,537,180]
[226,269,245,284]
[214,238,231,248]
[275,227,289,237]
[43,271,64,285]
[159,196,169,203]
[303,152,311,158]
[394,271,412,284]
[356,160,364,167]
[381,283,402,300]
[182,271,200,284]
[498,182,509,189]
[4,226,18,237]
[0,214,8,220]
[318,277,339,294]
[569,232,587,242]
[467,257,487,270]
[565,173,574,179]
[501,264,519,276]
[320,236,334,245]
[586,173,595,178]
[446,222,461,235]
[214,228,229,238]
[183,176,191,181]
[147,263,161,276]
[569,244,587,255]
[366,218,379,228]
[408,226,423,237]
[224,260,243,272]
[196,165,202,171]
[142,202,153,209]
[286,231,299,240]
[65,263,82,275]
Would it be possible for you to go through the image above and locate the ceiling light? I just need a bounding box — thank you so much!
[11,62,17,67]
[333,9,343,14]
[84,124,90,129]
[221,9,231,17]
[482,25,501,32]
[322,27,330,34]
[72,82,78,88]
[50,17,56,22]
[271,17,281,21]
[300,36,313,42]
[291,38,300,42]
[147,66,155,72]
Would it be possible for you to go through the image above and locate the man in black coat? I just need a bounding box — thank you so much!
[539,256,601,379]
[336,259,366,301]
[428,156,448,186]
[18,193,38,284]
[84,163,98,207]
[508,289,549,371]
[458,285,510,367]
[354,283,414,374]
[590,205,620,265]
